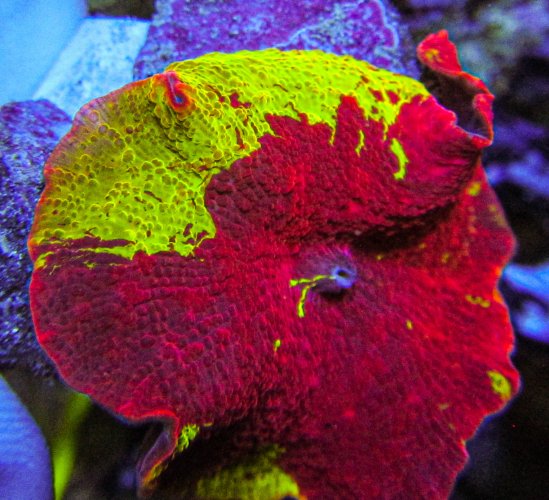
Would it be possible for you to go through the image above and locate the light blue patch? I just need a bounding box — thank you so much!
[0,376,52,499]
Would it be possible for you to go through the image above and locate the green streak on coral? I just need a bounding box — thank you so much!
[466,180,482,196]
[289,274,332,318]
[355,128,365,155]
[146,423,202,484]
[465,294,491,308]
[31,49,429,265]
[389,138,408,180]
[273,338,282,352]
[52,391,91,500]
[195,446,300,499]
[176,423,200,452]
[487,370,512,402]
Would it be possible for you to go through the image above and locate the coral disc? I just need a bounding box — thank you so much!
[29,31,518,498]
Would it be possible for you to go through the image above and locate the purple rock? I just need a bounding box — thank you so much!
[488,150,549,201]
[134,0,419,80]
[487,118,546,163]
[0,100,71,376]
[403,0,457,8]
[486,116,549,198]
[483,116,549,264]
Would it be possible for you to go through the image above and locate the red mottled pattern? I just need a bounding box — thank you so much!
[30,34,518,498]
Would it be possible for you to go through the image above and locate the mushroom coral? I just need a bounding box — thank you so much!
[28,31,518,498]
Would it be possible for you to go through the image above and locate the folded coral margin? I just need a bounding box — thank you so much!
[28,31,518,498]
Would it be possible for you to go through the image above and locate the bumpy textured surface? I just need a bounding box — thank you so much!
[29,32,518,498]
[0,100,70,376]
[134,0,419,80]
